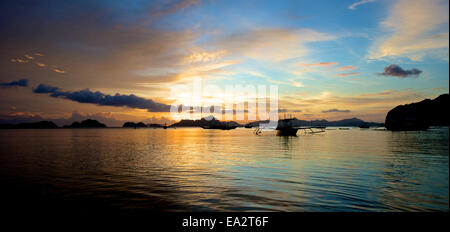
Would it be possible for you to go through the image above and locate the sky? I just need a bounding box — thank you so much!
[0,0,448,126]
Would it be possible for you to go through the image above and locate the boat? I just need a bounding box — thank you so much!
[275,118,327,136]
[276,118,300,136]
[201,125,238,130]
[359,124,370,129]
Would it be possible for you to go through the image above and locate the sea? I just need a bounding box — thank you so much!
[0,127,448,212]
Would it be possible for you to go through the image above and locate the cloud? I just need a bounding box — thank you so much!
[10,58,28,63]
[151,0,200,19]
[337,65,358,70]
[290,80,304,87]
[36,62,46,67]
[53,68,65,74]
[378,64,422,78]
[9,53,65,73]
[0,79,28,87]
[185,50,227,63]
[214,28,335,61]
[348,0,376,10]
[279,89,428,121]
[322,109,351,113]
[336,72,360,77]
[0,1,201,91]
[298,62,338,67]
[33,84,60,93]
[33,84,171,112]
[369,0,449,60]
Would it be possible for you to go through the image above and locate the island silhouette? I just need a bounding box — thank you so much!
[1,94,448,131]
[385,94,448,131]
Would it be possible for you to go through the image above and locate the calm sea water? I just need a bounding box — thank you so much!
[0,127,448,212]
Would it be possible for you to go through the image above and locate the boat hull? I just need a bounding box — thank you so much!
[276,128,299,136]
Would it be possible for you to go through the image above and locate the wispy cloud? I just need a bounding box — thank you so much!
[151,0,200,19]
[24,54,34,60]
[369,0,449,61]
[348,0,376,10]
[279,90,428,121]
[290,80,304,87]
[53,68,66,74]
[214,28,335,62]
[337,65,358,70]
[10,53,65,74]
[10,58,28,63]
[322,109,351,113]
[298,62,338,67]
[185,50,227,63]
[378,64,422,78]
[36,62,46,67]
[336,72,360,77]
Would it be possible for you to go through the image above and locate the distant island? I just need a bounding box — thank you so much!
[5,93,450,131]
[63,119,106,128]
[0,121,58,129]
[0,119,107,129]
[123,122,148,128]
[244,117,383,128]
[169,117,242,128]
[1,117,386,129]
[385,93,448,131]
[122,122,164,128]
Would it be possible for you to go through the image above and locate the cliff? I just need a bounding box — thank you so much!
[385,94,449,131]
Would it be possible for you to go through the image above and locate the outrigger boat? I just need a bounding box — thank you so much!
[276,118,300,136]
[254,118,326,136]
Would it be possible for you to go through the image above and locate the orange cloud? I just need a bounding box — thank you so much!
[53,68,66,74]
[336,72,360,77]
[337,65,358,70]
[10,58,28,63]
[36,62,46,67]
[298,62,338,67]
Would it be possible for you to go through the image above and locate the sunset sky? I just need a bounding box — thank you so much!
[0,0,448,126]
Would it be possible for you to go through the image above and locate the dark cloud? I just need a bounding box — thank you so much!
[322,109,351,113]
[33,84,171,112]
[33,84,60,93]
[379,64,422,78]
[0,79,28,87]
